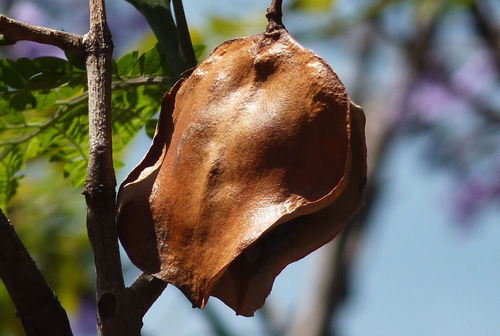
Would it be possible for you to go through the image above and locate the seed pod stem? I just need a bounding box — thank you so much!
[172,0,197,69]
[266,0,284,32]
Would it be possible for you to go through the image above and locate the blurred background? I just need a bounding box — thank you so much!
[0,0,499,335]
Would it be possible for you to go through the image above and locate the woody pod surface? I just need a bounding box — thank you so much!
[117,3,367,317]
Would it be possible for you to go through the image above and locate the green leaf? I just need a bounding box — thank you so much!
[111,85,166,156]
[131,55,145,77]
[63,159,87,186]
[10,92,36,111]
[25,137,42,160]
[112,59,118,75]
[0,80,88,206]
[290,0,335,11]
[125,0,185,75]
[0,145,25,209]
[209,17,245,38]
[0,99,10,117]
[0,50,174,208]
[0,78,6,92]
[141,44,171,76]
[32,57,72,75]
[145,118,158,138]
[14,58,41,80]
[27,57,73,89]
[58,85,84,99]
[1,110,25,125]
[35,91,58,112]
[116,44,172,77]
[193,44,207,61]
[117,50,139,76]
[64,51,86,70]
[1,59,27,89]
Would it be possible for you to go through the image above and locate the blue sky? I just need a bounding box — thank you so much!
[338,137,500,336]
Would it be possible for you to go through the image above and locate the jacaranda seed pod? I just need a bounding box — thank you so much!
[117,3,367,316]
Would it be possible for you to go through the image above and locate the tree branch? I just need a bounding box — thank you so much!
[128,273,167,317]
[83,0,131,334]
[84,0,121,291]
[0,209,73,336]
[0,14,83,54]
[172,0,196,69]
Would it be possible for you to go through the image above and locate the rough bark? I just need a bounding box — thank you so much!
[83,1,170,334]
[82,1,132,335]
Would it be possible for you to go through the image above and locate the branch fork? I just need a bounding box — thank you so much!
[0,2,167,334]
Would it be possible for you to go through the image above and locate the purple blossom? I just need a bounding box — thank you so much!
[453,167,500,221]
[408,78,463,122]
[10,1,44,25]
[11,41,65,59]
[452,51,497,98]
[71,296,97,336]
[8,2,65,58]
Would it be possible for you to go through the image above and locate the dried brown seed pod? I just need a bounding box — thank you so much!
[117,11,366,316]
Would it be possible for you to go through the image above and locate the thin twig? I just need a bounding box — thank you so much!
[0,14,83,54]
[0,109,62,146]
[0,76,175,109]
[266,0,284,32]
[111,76,177,90]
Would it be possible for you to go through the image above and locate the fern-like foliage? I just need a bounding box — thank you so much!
[0,43,187,209]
